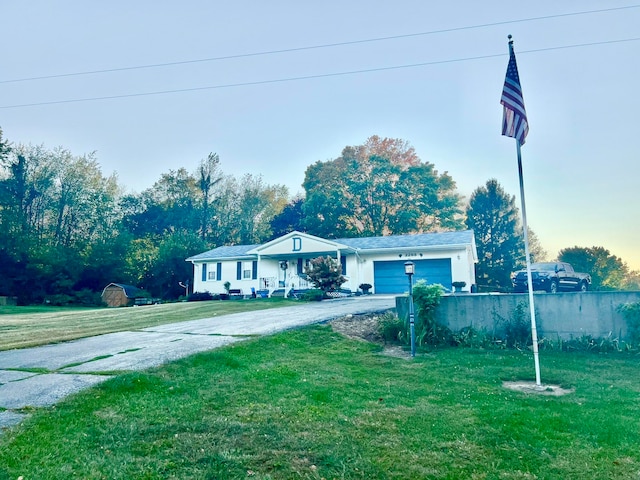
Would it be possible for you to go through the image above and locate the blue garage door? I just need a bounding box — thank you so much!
[373,259,452,294]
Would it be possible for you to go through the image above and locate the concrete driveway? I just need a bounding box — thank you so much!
[0,296,396,430]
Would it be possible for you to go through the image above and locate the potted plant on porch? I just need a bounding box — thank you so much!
[359,283,372,295]
[221,281,231,300]
[451,281,466,293]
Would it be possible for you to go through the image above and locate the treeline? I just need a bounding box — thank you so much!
[1,130,637,305]
[0,135,290,304]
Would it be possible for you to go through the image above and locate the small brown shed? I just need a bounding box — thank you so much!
[101,283,143,307]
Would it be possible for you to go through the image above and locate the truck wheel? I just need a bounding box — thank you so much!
[548,281,558,294]
[578,281,588,292]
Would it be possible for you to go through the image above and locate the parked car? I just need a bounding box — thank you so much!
[512,262,591,293]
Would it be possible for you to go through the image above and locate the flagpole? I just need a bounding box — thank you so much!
[504,35,541,387]
[515,139,542,387]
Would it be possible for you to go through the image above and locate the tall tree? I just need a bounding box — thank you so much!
[0,143,56,300]
[558,246,630,291]
[146,231,207,299]
[0,145,57,249]
[51,149,120,249]
[197,152,222,241]
[0,128,10,160]
[302,136,463,237]
[208,175,242,246]
[526,228,547,264]
[145,167,200,233]
[0,142,122,302]
[466,179,524,291]
[301,158,353,238]
[270,197,305,239]
[343,135,420,167]
[622,270,640,291]
[235,174,289,244]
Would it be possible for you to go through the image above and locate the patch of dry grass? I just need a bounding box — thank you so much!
[0,299,294,350]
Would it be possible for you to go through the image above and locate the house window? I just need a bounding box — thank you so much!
[243,264,252,279]
[204,262,222,281]
[237,261,257,280]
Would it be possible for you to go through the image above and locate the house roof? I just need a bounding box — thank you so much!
[186,243,261,262]
[335,230,475,250]
[186,230,475,262]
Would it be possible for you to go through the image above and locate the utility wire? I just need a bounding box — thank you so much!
[1,4,638,85]
[1,37,638,110]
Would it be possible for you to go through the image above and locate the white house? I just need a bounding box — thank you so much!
[186,230,477,296]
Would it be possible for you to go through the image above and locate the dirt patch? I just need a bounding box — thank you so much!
[329,313,412,359]
[503,381,574,396]
[329,313,382,342]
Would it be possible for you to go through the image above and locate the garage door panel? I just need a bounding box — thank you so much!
[374,259,452,294]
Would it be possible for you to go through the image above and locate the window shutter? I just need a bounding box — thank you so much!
[252,261,258,280]
[216,262,222,281]
[297,258,303,274]
[237,262,242,280]
[202,263,207,282]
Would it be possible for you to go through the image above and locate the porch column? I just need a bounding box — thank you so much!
[257,254,261,288]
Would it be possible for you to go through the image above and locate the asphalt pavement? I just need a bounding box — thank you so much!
[0,295,396,431]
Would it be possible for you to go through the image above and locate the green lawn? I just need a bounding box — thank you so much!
[0,299,296,350]
[1,325,639,479]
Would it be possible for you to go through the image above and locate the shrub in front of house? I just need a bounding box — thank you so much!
[187,291,214,302]
[304,256,346,294]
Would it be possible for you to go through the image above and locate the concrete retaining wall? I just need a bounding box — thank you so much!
[398,292,640,341]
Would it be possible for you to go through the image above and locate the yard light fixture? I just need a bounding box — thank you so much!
[404,261,415,276]
[404,261,416,357]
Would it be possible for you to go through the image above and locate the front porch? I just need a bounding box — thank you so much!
[259,272,312,298]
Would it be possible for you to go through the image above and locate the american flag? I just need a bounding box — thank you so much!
[501,45,529,145]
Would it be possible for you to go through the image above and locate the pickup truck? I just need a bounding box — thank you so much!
[512,262,591,293]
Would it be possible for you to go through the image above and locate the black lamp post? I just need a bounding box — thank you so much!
[404,261,416,357]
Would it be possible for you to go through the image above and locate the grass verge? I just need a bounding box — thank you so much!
[1,326,639,479]
[0,299,296,351]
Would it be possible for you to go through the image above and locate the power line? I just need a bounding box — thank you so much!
[1,4,638,85]
[2,37,637,110]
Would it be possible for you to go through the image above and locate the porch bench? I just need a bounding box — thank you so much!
[228,288,244,299]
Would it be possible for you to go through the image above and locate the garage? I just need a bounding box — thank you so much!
[373,259,452,294]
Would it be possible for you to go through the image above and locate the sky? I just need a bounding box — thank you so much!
[1,1,639,270]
